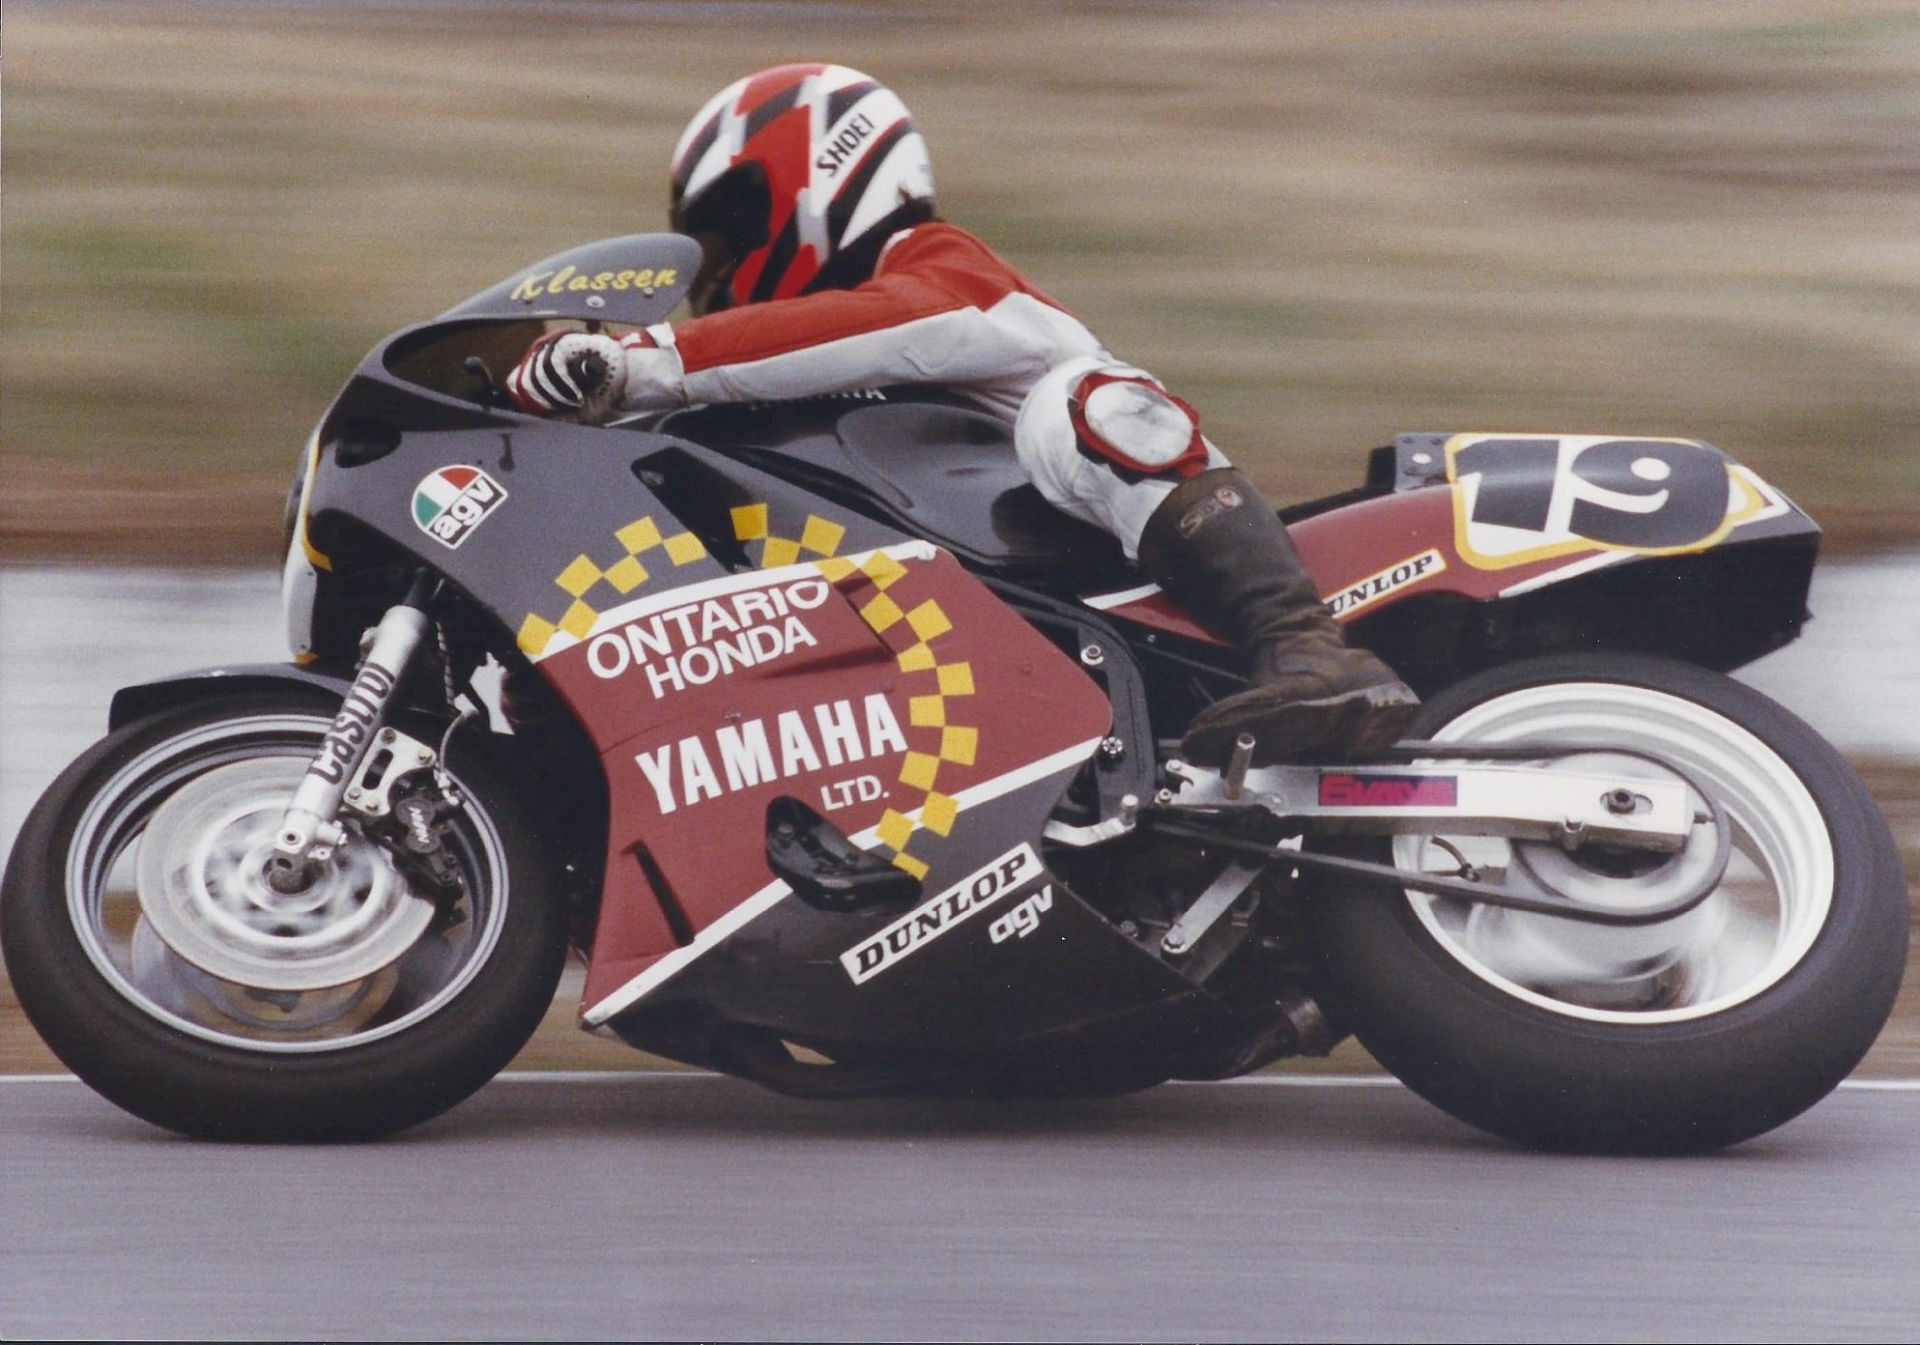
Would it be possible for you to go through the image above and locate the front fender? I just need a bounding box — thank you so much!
[108,663,356,730]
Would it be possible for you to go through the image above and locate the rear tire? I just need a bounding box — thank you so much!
[1308,653,1906,1153]
[1,692,569,1141]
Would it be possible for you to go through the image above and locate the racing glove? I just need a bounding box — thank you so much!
[505,328,687,422]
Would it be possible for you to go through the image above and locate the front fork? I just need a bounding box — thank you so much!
[268,575,437,888]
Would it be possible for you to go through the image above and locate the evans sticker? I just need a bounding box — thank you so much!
[413,466,507,549]
[1318,773,1459,808]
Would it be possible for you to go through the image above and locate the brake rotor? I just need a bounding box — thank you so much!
[136,758,434,991]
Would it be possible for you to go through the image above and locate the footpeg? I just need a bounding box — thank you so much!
[1223,733,1256,800]
[766,797,923,913]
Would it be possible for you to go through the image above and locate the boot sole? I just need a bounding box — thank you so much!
[1181,681,1421,768]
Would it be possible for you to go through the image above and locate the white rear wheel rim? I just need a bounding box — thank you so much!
[1396,681,1833,1025]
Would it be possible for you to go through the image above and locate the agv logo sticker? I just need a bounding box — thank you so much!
[413,466,507,549]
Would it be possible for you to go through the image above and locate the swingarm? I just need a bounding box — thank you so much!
[1054,737,1732,930]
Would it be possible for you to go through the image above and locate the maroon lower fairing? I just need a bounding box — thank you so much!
[535,547,1112,1001]
[580,857,679,1011]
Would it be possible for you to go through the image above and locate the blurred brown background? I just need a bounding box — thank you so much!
[4,0,1918,560]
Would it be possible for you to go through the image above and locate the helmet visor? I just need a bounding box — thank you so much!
[671,161,771,317]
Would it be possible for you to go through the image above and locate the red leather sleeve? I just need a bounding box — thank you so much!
[670,223,1064,376]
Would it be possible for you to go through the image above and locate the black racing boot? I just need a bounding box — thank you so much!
[1137,467,1420,766]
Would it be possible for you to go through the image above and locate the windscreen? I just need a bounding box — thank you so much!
[435,233,703,326]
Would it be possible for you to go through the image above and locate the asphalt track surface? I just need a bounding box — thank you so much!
[5,570,1920,1343]
[5,1074,1920,1341]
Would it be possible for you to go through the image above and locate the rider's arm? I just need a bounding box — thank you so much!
[637,223,1101,408]
[505,224,1102,417]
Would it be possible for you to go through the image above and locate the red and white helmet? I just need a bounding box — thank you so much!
[669,64,936,315]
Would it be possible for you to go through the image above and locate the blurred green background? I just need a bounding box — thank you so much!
[4,0,1917,560]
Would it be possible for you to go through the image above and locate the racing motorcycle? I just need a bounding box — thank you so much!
[3,234,1904,1152]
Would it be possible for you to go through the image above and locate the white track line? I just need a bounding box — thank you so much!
[1836,1079,1920,1092]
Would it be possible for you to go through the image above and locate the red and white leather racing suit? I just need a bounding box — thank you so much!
[608,221,1229,556]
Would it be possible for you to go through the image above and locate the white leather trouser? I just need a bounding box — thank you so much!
[1012,356,1230,559]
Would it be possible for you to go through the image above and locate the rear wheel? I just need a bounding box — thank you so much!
[1,692,569,1140]
[1309,653,1906,1153]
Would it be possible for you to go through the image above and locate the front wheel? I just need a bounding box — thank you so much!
[1,691,569,1140]
[1308,653,1907,1153]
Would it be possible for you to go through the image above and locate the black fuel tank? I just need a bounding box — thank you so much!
[650,393,1130,586]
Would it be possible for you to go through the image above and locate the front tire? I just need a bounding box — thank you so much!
[1309,653,1906,1153]
[1,692,569,1141]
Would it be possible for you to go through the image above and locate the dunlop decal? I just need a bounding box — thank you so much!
[1323,549,1446,619]
[841,844,1040,984]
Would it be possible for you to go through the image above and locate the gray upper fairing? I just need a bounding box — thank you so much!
[291,233,900,663]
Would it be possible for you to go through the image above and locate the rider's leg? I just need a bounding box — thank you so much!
[1014,358,1418,766]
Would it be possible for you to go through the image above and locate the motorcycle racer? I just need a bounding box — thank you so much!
[506,63,1417,764]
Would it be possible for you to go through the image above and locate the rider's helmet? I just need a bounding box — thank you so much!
[669,63,936,316]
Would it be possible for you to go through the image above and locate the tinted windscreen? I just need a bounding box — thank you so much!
[436,233,703,327]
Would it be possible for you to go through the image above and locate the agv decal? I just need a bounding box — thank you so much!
[989,886,1054,944]
[413,466,507,549]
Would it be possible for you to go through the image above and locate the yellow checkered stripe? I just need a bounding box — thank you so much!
[816,549,977,882]
[730,504,847,571]
[731,506,972,879]
[517,515,708,657]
